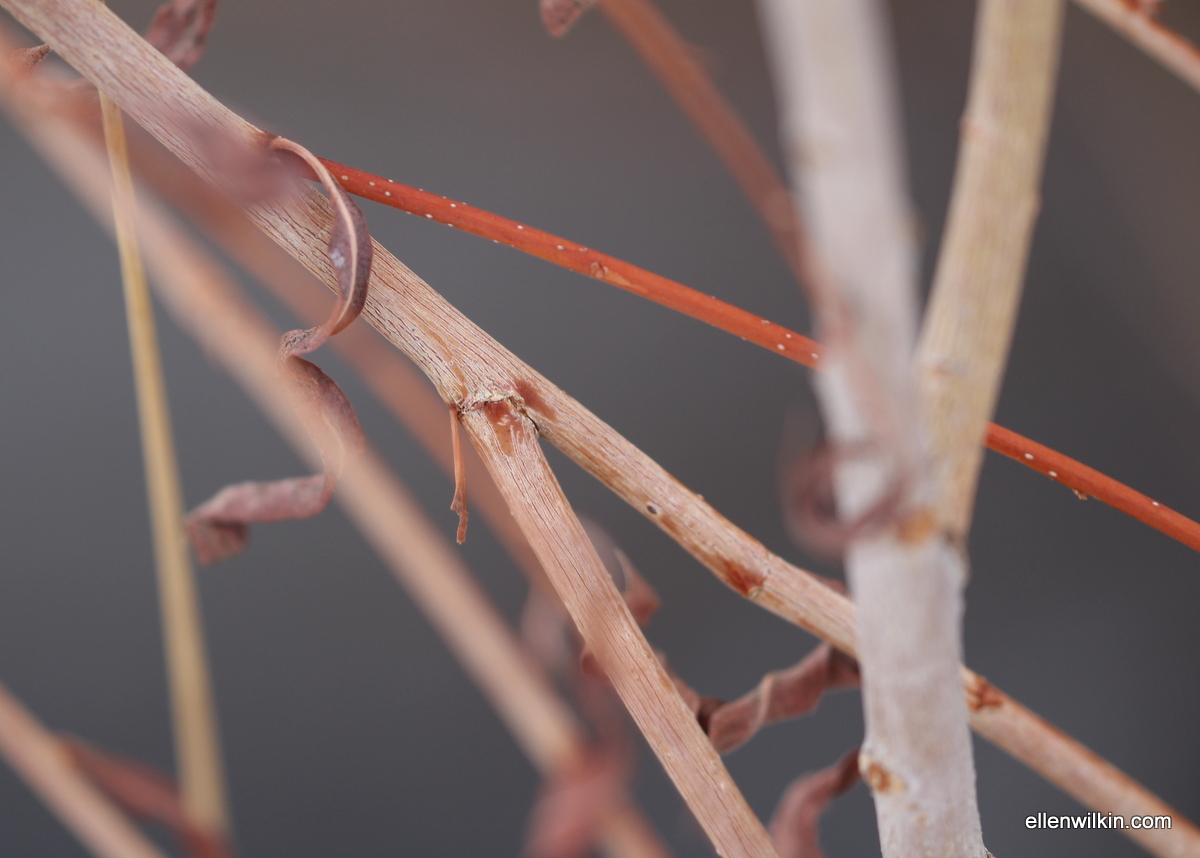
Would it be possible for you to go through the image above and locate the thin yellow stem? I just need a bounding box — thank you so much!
[97,92,229,836]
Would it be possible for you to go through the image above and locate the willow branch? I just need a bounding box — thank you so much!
[0,680,168,858]
[307,156,1200,557]
[918,0,1065,538]
[6,6,1196,855]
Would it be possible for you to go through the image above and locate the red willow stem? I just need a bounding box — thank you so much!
[317,157,1200,556]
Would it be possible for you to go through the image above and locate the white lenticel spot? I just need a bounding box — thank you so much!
[385,191,391,196]
[777,344,785,351]
[369,181,375,186]
[811,353,818,359]
[1048,471,1058,478]
[341,175,349,180]
[450,203,456,207]
[517,225,524,230]
[1024,453,1034,460]
[557,245,564,250]
[425,214,433,219]
[785,333,792,338]
[1153,501,1161,506]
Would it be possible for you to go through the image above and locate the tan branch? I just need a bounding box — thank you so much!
[97,77,229,839]
[918,0,1065,538]
[5,4,1197,855]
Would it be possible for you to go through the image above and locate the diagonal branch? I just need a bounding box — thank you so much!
[5,6,1196,856]
[459,396,779,857]
[314,156,1200,557]
[1074,0,1200,93]
[0,680,168,858]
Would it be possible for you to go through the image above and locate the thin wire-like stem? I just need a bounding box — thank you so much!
[594,0,810,289]
[10,8,1199,854]
[97,88,229,837]
[0,680,169,858]
[320,157,1200,556]
[1074,0,1200,93]
[3,84,671,858]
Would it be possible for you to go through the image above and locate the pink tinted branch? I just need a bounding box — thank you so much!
[319,158,1200,557]
[0,80,670,858]
[459,397,779,857]
[60,739,229,858]
[1074,0,1200,93]
[10,7,1194,853]
[592,0,809,289]
[0,681,168,858]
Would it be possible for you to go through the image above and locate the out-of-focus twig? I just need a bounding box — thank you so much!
[97,72,229,839]
[0,681,168,858]
[768,750,861,858]
[1074,0,1200,93]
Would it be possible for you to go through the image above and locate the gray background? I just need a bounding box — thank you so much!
[2,0,1200,855]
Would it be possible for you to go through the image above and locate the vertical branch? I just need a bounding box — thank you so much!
[459,400,779,858]
[0,680,168,858]
[755,1,988,856]
[918,0,1065,538]
[97,91,229,835]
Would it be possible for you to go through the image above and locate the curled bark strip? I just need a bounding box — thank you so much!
[768,749,861,858]
[540,0,596,37]
[143,0,218,73]
[186,356,364,564]
[59,737,231,858]
[523,677,633,858]
[522,746,631,858]
[268,137,371,357]
[185,136,371,564]
[781,441,906,560]
[706,644,859,755]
